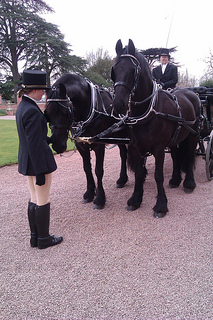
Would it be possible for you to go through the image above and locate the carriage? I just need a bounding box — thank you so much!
[188,86,213,181]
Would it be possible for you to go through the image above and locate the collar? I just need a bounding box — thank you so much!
[23,94,39,103]
[22,96,43,114]
[161,63,168,74]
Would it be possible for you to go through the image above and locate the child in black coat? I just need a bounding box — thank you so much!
[16,70,63,249]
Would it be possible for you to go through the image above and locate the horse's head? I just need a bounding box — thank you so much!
[45,83,73,154]
[111,39,152,118]
[111,39,139,117]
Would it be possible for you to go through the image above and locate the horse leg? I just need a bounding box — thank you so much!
[77,144,96,203]
[126,157,147,211]
[116,144,128,188]
[153,150,168,218]
[180,136,197,193]
[93,145,106,210]
[169,146,182,188]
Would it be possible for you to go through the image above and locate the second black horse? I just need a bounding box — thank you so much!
[111,39,201,217]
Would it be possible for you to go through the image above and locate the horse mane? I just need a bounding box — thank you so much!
[54,73,89,91]
[54,73,91,107]
[136,52,152,80]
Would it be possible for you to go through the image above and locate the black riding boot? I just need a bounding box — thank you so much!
[28,201,37,247]
[35,203,63,249]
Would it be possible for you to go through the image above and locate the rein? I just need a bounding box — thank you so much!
[131,83,160,106]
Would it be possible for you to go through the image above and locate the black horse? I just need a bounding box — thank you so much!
[111,39,201,217]
[45,73,128,209]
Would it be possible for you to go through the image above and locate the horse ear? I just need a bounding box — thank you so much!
[59,82,66,98]
[116,39,123,55]
[128,39,135,56]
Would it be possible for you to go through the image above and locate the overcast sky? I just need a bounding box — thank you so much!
[44,0,212,82]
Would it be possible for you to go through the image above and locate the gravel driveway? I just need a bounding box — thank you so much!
[0,146,212,320]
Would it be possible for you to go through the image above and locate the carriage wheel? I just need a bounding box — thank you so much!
[206,130,213,181]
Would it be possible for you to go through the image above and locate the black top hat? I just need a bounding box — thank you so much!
[18,70,50,90]
[159,48,170,58]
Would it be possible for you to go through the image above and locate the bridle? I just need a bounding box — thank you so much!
[112,54,141,96]
[111,54,160,120]
[46,86,73,131]
[111,53,161,123]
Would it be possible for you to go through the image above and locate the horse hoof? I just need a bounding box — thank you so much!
[153,212,167,218]
[183,187,194,194]
[93,204,104,210]
[169,182,180,188]
[82,198,93,204]
[116,183,125,188]
[126,205,139,211]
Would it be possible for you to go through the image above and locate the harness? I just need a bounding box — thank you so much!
[109,53,199,146]
[46,80,113,140]
[71,80,112,138]
[46,56,199,147]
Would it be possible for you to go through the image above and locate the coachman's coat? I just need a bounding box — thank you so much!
[152,63,178,90]
[16,96,57,176]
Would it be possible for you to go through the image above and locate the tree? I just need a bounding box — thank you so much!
[204,51,213,77]
[85,48,114,87]
[178,70,197,87]
[139,47,178,70]
[0,0,53,82]
[23,18,87,84]
[65,55,87,77]
[200,79,213,88]
[84,70,109,88]
[0,75,14,100]
[0,0,87,100]
[199,52,213,86]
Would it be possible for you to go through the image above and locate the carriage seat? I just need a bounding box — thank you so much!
[187,86,207,94]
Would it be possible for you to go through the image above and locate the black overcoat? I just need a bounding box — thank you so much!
[152,63,178,89]
[16,96,57,176]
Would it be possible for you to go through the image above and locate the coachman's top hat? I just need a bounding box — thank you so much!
[18,70,50,90]
[159,48,170,58]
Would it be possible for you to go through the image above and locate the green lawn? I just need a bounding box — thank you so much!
[0,119,75,167]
